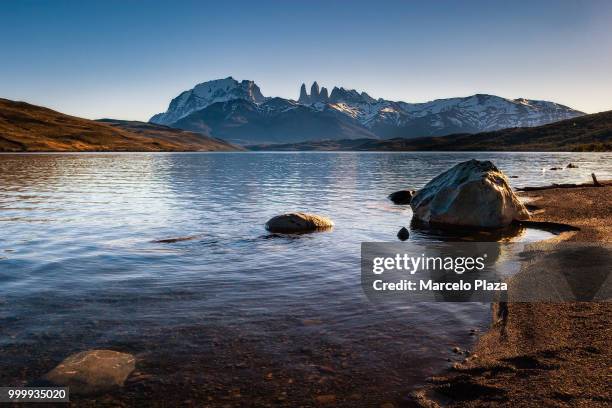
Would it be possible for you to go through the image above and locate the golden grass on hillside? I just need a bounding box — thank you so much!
[0,98,239,152]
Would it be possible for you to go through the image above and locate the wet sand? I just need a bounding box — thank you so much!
[413,182,612,407]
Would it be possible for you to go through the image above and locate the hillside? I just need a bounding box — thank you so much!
[96,119,242,151]
[0,98,239,152]
[248,110,612,152]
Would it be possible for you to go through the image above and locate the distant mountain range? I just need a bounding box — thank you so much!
[1,80,606,153]
[248,110,612,152]
[0,98,239,152]
[150,77,584,145]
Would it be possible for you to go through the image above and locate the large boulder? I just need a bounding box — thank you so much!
[410,160,529,228]
[265,212,334,233]
[43,350,136,395]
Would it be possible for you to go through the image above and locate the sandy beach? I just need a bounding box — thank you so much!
[413,182,612,407]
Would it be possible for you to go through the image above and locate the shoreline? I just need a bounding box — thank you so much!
[412,182,611,407]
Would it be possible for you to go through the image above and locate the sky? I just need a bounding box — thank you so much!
[1,0,611,120]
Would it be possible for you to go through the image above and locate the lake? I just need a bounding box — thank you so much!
[0,151,610,405]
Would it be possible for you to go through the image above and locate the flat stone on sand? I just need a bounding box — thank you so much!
[265,212,334,233]
[43,350,136,395]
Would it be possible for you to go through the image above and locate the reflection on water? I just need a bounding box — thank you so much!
[0,152,610,405]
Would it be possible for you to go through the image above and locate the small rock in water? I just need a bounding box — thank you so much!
[42,350,135,395]
[397,227,410,241]
[153,235,201,243]
[388,190,415,205]
[265,212,333,233]
[452,346,462,354]
[566,163,578,168]
[550,167,562,170]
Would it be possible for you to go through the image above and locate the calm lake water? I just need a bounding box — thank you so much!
[0,152,610,405]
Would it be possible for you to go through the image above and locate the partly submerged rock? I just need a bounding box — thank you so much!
[397,227,410,241]
[410,160,529,228]
[566,163,578,168]
[388,190,415,204]
[265,212,334,233]
[152,234,201,243]
[43,350,135,395]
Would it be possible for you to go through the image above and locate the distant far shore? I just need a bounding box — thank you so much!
[247,144,610,152]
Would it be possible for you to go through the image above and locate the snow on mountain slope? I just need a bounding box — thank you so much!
[150,78,584,143]
[303,87,584,137]
[150,77,265,125]
[394,94,583,131]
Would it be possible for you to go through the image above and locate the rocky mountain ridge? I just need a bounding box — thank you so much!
[150,77,585,144]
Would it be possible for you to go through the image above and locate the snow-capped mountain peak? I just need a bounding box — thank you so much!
[385,93,583,136]
[150,77,265,125]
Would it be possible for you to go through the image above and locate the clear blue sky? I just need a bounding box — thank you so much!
[1,0,611,120]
